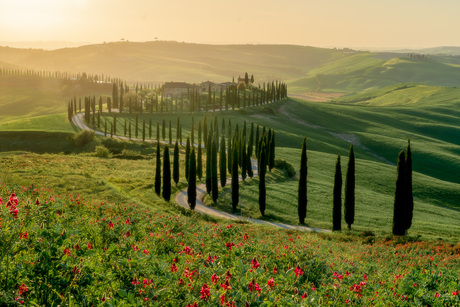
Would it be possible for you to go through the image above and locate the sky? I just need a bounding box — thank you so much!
[1,0,459,49]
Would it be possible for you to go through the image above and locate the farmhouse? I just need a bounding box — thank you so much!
[162,82,194,97]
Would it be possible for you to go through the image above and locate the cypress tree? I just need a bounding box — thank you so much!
[227,121,232,173]
[211,138,218,203]
[344,144,355,230]
[191,117,195,145]
[298,137,307,224]
[333,155,342,231]
[173,141,179,186]
[162,145,171,201]
[185,137,191,181]
[241,136,247,181]
[259,143,266,216]
[142,119,145,141]
[404,140,414,233]
[220,134,227,188]
[197,137,203,180]
[393,150,406,236]
[154,142,161,195]
[247,122,254,177]
[269,131,275,171]
[231,146,239,212]
[188,147,197,210]
[203,116,208,148]
[205,134,212,194]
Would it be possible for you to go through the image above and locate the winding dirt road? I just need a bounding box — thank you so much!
[72,112,329,233]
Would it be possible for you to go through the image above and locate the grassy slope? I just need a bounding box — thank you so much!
[288,53,460,93]
[0,74,111,124]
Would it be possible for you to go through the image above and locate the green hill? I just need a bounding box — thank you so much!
[288,53,460,93]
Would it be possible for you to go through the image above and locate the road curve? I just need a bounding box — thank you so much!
[72,112,330,233]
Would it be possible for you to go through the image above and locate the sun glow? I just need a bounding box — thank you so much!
[0,0,87,39]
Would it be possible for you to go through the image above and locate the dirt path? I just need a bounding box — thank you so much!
[72,112,330,233]
[277,104,394,165]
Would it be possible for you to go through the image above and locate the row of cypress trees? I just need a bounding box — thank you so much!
[299,138,413,234]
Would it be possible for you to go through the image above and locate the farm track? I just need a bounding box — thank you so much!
[72,112,330,233]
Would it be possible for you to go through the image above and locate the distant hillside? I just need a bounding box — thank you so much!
[288,53,460,93]
[0,42,351,84]
[2,41,460,93]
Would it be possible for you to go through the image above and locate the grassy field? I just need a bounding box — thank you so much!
[2,91,458,241]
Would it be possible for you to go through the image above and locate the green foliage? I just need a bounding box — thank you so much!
[94,145,110,158]
[73,130,95,147]
[259,143,266,217]
[393,150,406,236]
[187,147,197,210]
[173,141,179,186]
[231,146,239,212]
[154,142,161,196]
[162,146,171,201]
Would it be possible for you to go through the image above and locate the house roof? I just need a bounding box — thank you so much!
[163,82,193,88]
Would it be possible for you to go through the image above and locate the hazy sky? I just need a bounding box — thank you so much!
[1,0,459,48]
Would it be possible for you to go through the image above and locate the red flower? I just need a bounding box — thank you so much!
[200,283,211,301]
[108,221,114,229]
[294,265,303,277]
[273,267,278,274]
[226,242,235,251]
[19,232,28,239]
[225,270,232,279]
[19,284,28,296]
[248,279,261,293]
[220,294,227,306]
[87,242,93,249]
[267,278,275,288]
[125,231,131,237]
[64,247,71,256]
[301,293,308,299]
[171,263,178,272]
[143,249,149,256]
[221,280,231,290]
[178,278,185,285]
[131,278,139,285]
[126,218,131,225]
[211,273,219,284]
[244,233,249,241]
[250,257,260,272]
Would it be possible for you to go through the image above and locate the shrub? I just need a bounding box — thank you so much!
[274,159,296,178]
[94,145,110,158]
[73,130,95,146]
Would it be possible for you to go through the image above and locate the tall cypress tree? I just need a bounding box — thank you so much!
[247,122,254,177]
[188,147,197,210]
[259,143,266,216]
[205,135,212,194]
[333,155,342,231]
[220,134,227,188]
[227,124,233,173]
[393,150,406,236]
[162,146,171,201]
[241,136,247,181]
[173,141,179,186]
[404,140,414,233]
[298,137,307,224]
[185,137,191,181]
[344,144,355,230]
[211,138,218,202]
[197,126,203,180]
[154,142,161,196]
[231,146,239,213]
[269,131,275,171]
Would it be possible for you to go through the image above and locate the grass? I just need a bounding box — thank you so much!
[0,91,459,242]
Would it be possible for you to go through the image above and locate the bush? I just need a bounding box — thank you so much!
[274,159,296,178]
[113,148,144,160]
[94,145,110,158]
[73,130,95,146]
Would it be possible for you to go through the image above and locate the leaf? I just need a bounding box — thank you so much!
[118,289,128,298]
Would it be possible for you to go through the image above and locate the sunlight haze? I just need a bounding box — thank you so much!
[1,0,459,48]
